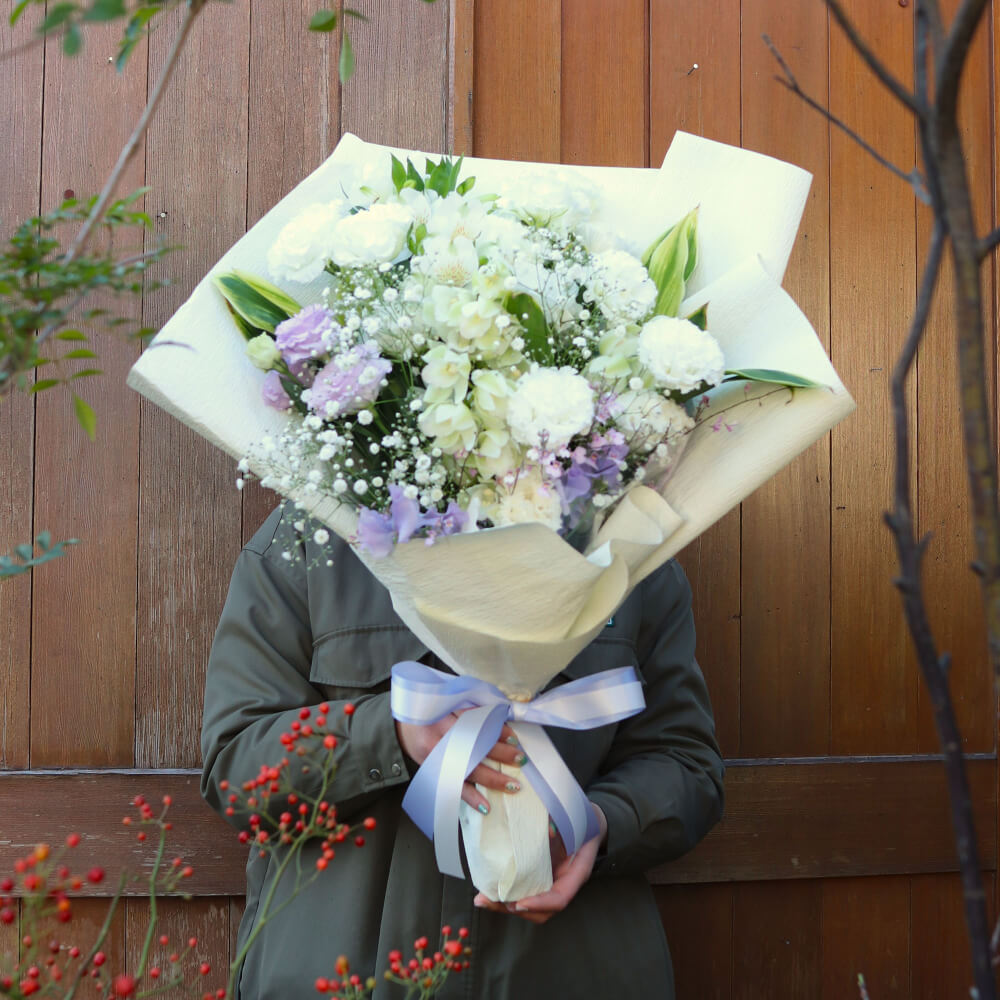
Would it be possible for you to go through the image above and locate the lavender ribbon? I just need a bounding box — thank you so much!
[390,660,645,881]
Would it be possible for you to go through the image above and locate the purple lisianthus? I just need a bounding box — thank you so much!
[307,342,392,419]
[274,304,336,373]
[261,370,292,411]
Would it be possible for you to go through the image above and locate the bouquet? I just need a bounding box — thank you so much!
[128,131,855,901]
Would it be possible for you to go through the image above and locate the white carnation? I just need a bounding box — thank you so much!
[328,202,413,267]
[615,389,694,453]
[507,367,595,450]
[637,315,725,392]
[267,200,347,283]
[587,249,657,325]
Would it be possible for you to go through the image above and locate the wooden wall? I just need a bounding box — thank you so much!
[2,0,999,996]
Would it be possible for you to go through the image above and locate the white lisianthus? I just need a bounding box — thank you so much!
[267,200,347,283]
[417,402,479,454]
[421,345,472,403]
[587,249,657,325]
[614,389,694,453]
[507,368,595,450]
[493,469,564,532]
[245,333,281,370]
[329,202,413,267]
[637,315,725,393]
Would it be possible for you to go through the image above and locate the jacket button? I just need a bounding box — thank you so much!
[368,767,383,782]
[390,762,402,777]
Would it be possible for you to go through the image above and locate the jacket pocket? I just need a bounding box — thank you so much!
[308,625,428,697]
[232,848,272,1000]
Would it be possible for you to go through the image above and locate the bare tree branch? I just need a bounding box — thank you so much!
[977,227,1000,260]
[763,35,930,204]
[934,0,989,114]
[824,0,924,115]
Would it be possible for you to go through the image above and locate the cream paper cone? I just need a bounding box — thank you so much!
[128,131,854,901]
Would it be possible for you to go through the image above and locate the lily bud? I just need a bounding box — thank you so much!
[642,207,699,317]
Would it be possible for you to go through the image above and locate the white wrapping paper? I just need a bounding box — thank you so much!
[128,132,855,901]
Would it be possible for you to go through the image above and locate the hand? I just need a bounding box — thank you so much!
[473,803,608,924]
[395,711,526,814]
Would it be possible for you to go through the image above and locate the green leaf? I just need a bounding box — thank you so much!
[343,6,368,20]
[72,393,97,440]
[39,1,77,33]
[69,368,104,379]
[10,0,32,27]
[63,348,99,359]
[62,21,82,54]
[14,544,33,562]
[405,158,424,191]
[645,207,699,317]
[212,272,296,334]
[230,269,301,316]
[36,531,52,551]
[456,177,475,196]
[505,292,552,364]
[338,29,355,82]
[390,154,407,193]
[309,8,337,31]
[82,0,125,21]
[722,368,824,390]
[56,329,87,341]
[686,303,708,331]
[29,378,61,393]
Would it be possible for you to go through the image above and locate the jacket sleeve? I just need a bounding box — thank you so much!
[200,511,410,830]
[586,559,724,876]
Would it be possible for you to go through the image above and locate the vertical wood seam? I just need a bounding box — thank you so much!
[826,0,834,756]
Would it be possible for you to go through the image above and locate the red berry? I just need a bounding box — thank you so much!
[422,957,434,970]
[315,977,329,992]
[199,963,211,976]
[149,968,160,979]
[70,947,81,959]
[343,703,355,716]
[444,940,462,957]
[354,836,365,847]
[0,908,14,925]
[299,707,311,720]
[181,866,194,878]
[92,952,106,967]
[162,795,172,807]
[441,925,451,936]
[112,974,137,997]
[189,937,198,949]
[66,833,81,848]
[415,937,429,951]
[0,878,12,892]
[86,868,105,885]
[458,927,469,938]
[219,780,229,790]
[388,950,402,963]
[363,817,376,830]
[20,981,39,995]
[27,966,39,979]
[315,858,328,871]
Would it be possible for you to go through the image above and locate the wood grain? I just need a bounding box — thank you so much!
[0,902,18,967]
[448,0,475,156]
[655,883,733,1000]
[821,876,910,998]
[136,1,249,769]
[738,0,832,758]
[649,0,742,757]
[31,21,147,767]
[829,0,920,755]
[0,1,42,771]
[732,879,822,999]
[560,0,646,167]
[473,0,560,162]
[913,0,996,754]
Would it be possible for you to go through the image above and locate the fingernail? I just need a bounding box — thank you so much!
[514,753,527,766]
[505,736,520,747]
[474,897,485,908]
[548,820,556,837]
[505,781,521,793]
[477,803,490,815]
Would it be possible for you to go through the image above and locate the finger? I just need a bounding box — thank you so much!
[468,762,521,793]
[483,741,526,767]
[509,909,553,925]
[460,782,491,815]
[472,893,509,914]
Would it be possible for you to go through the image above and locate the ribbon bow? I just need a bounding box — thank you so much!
[390,661,645,880]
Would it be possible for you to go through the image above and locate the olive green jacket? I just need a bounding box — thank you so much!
[201,508,724,1000]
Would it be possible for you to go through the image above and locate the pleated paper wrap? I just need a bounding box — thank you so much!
[128,132,855,901]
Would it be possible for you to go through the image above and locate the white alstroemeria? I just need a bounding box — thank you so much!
[471,428,520,480]
[507,367,595,450]
[245,333,281,370]
[423,283,474,335]
[638,315,725,393]
[614,389,694,453]
[396,186,436,227]
[424,192,489,244]
[587,249,657,326]
[493,468,563,532]
[421,345,472,403]
[414,234,480,286]
[470,368,513,425]
[266,199,348,283]
[328,202,413,267]
[417,401,479,454]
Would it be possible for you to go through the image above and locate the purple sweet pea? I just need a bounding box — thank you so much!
[355,507,395,557]
[261,370,292,411]
[355,488,469,557]
[307,342,393,418]
[274,304,336,372]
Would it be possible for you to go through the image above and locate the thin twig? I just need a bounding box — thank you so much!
[977,227,1000,260]
[824,0,924,115]
[918,0,946,54]
[934,0,990,114]
[763,34,931,204]
[59,0,206,275]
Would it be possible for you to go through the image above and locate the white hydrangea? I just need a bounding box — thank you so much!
[492,469,563,532]
[267,200,348,283]
[328,202,413,267]
[637,315,725,393]
[506,367,595,450]
[587,249,657,325]
[614,389,694,453]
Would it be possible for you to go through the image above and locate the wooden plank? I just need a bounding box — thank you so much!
[448,0,475,156]
[124,897,229,997]
[32,898,125,995]
[655,883,732,1000]
[829,0,919,755]
[472,0,560,162]
[732,880,822,999]
[652,758,997,884]
[32,22,147,767]
[649,0,741,160]
[649,0,741,756]
[0,0,42,771]
[821,876,910,998]
[738,0,832,758]
[0,902,18,969]
[560,0,646,167]
[910,872,998,999]
[914,0,995,755]
[136,1,249,769]
[0,759,992,894]
[340,0,449,150]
